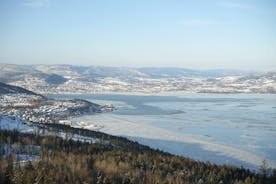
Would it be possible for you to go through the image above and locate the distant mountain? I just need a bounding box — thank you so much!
[237,71,276,81]
[0,64,248,82]
[35,65,248,79]
[0,63,274,94]
[0,64,67,85]
[137,67,247,78]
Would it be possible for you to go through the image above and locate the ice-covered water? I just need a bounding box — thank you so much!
[49,93,276,170]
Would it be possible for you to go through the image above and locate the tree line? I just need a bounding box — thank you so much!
[0,127,275,184]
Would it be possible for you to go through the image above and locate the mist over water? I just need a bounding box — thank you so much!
[49,93,276,170]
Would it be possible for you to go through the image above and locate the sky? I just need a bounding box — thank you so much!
[0,0,276,70]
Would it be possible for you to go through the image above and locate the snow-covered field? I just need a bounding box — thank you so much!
[0,116,34,132]
[0,116,100,144]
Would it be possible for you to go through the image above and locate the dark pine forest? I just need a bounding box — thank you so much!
[0,124,275,184]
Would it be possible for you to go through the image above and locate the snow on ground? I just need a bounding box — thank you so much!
[1,143,41,165]
[0,116,34,132]
[71,114,276,170]
[57,131,100,143]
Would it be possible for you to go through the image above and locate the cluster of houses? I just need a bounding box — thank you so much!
[0,93,112,126]
[0,93,43,108]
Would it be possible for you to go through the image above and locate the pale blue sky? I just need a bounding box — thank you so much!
[0,0,276,70]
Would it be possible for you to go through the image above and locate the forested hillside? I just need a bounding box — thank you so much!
[0,124,275,184]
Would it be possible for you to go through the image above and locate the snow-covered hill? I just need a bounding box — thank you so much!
[0,64,275,94]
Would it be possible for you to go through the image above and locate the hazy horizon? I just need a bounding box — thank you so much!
[1,62,274,72]
[1,0,276,70]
